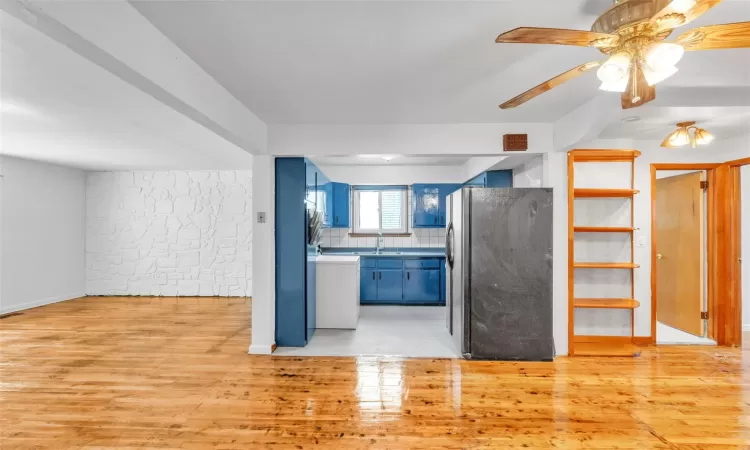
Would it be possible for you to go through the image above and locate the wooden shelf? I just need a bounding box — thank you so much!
[574,188,639,198]
[574,226,635,233]
[574,342,641,357]
[574,262,640,269]
[574,298,640,309]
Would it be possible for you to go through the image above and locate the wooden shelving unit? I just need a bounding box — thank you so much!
[568,149,641,357]
[574,262,640,269]
[574,226,635,233]
[574,298,640,309]
[574,188,640,198]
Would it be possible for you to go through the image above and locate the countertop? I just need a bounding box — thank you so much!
[321,248,445,258]
[316,255,361,264]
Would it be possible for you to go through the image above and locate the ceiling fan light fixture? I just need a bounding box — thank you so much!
[694,128,715,145]
[643,64,678,86]
[597,52,631,83]
[669,127,692,147]
[599,75,630,92]
[645,43,685,72]
[669,0,697,14]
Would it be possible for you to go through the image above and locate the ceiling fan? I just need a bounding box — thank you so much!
[495,0,750,110]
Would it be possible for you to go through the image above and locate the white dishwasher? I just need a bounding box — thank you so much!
[316,255,360,329]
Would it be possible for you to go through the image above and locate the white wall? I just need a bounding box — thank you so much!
[86,171,253,297]
[0,156,86,314]
[742,165,750,331]
[319,165,465,185]
[513,156,544,187]
[269,123,554,156]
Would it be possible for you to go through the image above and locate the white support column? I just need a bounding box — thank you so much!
[249,155,276,354]
[543,152,569,356]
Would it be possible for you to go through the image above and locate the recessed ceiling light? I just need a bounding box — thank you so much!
[621,116,641,123]
[381,156,396,162]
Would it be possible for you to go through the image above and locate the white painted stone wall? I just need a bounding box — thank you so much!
[86,171,252,296]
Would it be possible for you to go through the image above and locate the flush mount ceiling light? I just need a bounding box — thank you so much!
[661,121,715,148]
[495,0,750,110]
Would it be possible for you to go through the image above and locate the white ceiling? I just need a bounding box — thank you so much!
[0,10,254,171]
[133,0,750,126]
[311,155,472,166]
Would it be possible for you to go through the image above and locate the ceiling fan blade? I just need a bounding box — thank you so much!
[650,0,722,32]
[677,21,750,50]
[495,27,618,48]
[621,65,656,110]
[500,62,601,109]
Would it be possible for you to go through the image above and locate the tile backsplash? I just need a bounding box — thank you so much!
[322,227,446,249]
[320,187,446,249]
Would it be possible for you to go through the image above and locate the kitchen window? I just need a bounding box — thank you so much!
[352,186,408,234]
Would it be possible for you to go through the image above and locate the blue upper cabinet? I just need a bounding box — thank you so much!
[413,184,461,228]
[466,172,487,187]
[485,170,513,188]
[437,184,462,227]
[412,184,440,227]
[325,182,350,228]
[465,170,513,188]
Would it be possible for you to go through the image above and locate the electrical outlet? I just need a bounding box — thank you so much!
[150,273,157,280]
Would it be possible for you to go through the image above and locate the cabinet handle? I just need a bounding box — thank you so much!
[335,216,338,224]
[372,272,375,280]
[407,272,410,280]
[379,272,382,280]
[434,217,437,224]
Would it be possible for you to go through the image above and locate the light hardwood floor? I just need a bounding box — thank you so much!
[1,296,749,449]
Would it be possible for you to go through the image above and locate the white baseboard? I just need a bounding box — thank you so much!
[743,325,750,332]
[0,291,86,315]
[248,343,275,355]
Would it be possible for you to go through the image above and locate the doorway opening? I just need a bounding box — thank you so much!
[651,165,718,345]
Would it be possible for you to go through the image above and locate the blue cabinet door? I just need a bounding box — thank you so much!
[332,182,350,228]
[403,269,440,304]
[437,184,462,227]
[360,267,378,302]
[377,270,403,303]
[485,170,513,188]
[413,184,440,228]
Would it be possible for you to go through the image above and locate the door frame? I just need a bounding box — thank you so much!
[650,163,720,344]
[723,157,750,347]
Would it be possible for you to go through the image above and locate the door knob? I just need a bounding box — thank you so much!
[657,253,663,260]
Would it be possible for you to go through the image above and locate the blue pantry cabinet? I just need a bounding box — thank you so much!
[325,182,350,228]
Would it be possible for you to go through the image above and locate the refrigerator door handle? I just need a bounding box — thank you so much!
[446,222,454,269]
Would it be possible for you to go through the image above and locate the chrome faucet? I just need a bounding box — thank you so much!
[376,232,384,254]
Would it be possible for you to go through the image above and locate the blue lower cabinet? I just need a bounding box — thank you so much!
[359,256,445,305]
[404,269,440,304]
[360,267,378,302]
[377,270,403,302]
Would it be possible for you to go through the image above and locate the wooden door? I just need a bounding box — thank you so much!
[655,172,705,336]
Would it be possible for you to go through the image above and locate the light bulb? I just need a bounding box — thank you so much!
[669,128,691,147]
[597,52,631,83]
[599,76,629,93]
[645,43,685,72]
[670,0,696,13]
[694,128,715,145]
[643,64,678,86]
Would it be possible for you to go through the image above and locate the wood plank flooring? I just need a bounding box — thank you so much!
[1,296,749,449]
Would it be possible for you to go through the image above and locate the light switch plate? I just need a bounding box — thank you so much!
[257,212,266,223]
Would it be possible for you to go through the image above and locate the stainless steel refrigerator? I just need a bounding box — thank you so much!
[445,188,554,361]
